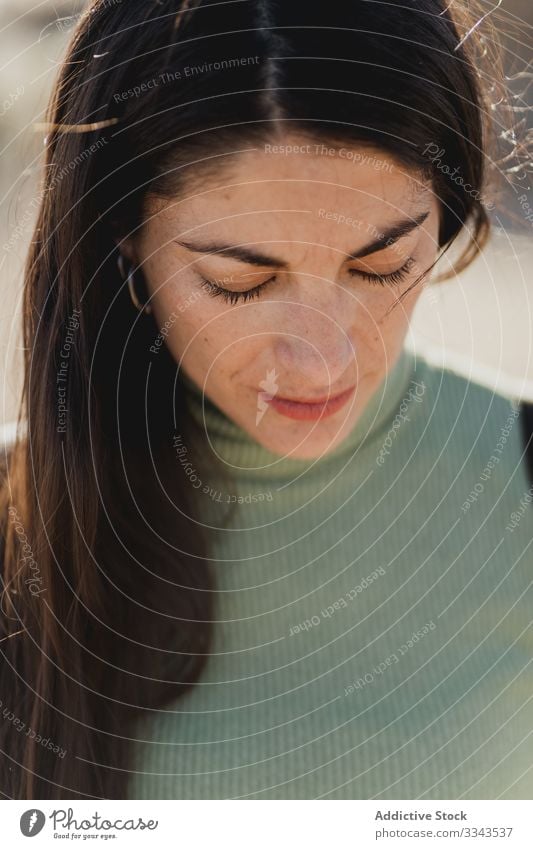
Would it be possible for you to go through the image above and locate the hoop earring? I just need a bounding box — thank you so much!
[117,253,152,315]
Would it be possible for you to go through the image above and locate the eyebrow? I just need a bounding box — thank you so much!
[174,209,430,268]
[348,210,430,259]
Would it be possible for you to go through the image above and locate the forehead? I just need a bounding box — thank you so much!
[148,137,432,249]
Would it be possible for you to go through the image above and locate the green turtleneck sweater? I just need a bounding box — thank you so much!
[127,346,533,799]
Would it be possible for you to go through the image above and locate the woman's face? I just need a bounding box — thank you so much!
[127,135,440,460]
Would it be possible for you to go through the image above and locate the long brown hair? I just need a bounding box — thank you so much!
[0,0,524,798]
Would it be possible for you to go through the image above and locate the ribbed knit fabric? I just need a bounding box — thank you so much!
[127,346,533,799]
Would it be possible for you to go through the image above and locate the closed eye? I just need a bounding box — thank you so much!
[197,256,416,304]
[349,256,416,287]
[197,274,277,304]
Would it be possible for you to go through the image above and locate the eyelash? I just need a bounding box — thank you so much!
[197,256,416,305]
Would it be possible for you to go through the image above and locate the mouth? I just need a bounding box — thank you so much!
[258,384,356,421]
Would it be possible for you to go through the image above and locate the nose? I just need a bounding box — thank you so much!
[273,303,356,392]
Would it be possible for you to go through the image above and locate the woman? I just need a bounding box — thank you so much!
[1,0,532,800]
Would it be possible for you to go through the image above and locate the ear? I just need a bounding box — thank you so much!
[116,236,135,262]
[109,217,136,262]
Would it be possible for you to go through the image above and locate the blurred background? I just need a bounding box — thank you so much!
[1,0,532,430]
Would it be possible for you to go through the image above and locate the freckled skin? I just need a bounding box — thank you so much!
[123,134,441,460]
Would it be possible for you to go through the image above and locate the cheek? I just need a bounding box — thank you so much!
[142,256,256,374]
[153,288,253,383]
[357,279,425,357]
[143,255,205,338]
[360,283,419,331]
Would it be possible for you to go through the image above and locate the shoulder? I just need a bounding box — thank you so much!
[0,421,20,513]
[409,349,525,434]
[0,421,20,593]
[405,349,533,487]
[0,421,19,457]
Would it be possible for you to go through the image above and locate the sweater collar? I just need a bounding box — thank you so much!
[179,346,418,481]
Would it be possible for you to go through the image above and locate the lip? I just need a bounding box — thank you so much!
[260,384,356,421]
